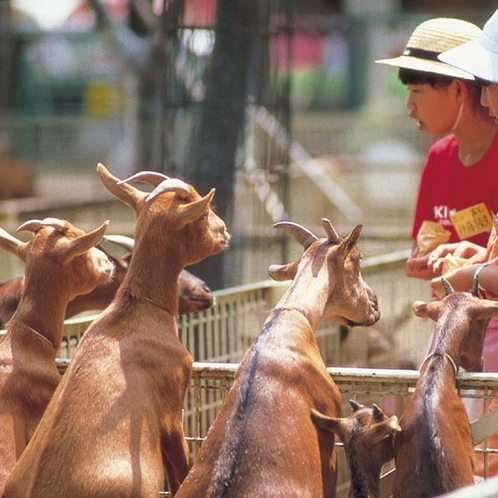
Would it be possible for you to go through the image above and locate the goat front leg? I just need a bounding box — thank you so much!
[161,422,192,496]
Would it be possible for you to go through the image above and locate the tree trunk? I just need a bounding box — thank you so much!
[0,0,15,111]
[188,0,263,289]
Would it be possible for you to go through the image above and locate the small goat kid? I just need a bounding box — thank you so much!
[3,163,230,498]
[0,236,214,328]
[175,219,380,498]
[393,280,498,498]
[311,400,400,498]
[0,218,113,494]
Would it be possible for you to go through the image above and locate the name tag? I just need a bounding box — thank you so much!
[450,202,493,240]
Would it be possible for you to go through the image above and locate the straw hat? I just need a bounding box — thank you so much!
[376,17,481,80]
[439,9,498,83]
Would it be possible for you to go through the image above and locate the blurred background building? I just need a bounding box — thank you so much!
[0,0,495,288]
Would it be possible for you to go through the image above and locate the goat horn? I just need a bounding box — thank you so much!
[322,218,340,244]
[17,218,66,234]
[349,399,362,412]
[472,273,480,297]
[117,171,170,187]
[146,178,191,203]
[41,218,67,232]
[372,403,382,418]
[19,218,69,234]
[441,277,454,296]
[103,234,135,251]
[16,219,44,233]
[273,221,318,249]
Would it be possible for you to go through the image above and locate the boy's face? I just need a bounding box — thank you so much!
[404,80,461,137]
[481,85,498,123]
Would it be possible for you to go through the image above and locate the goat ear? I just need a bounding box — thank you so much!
[97,163,147,212]
[57,221,109,265]
[350,399,363,412]
[472,299,498,321]
[268,261,298,281]
[340,224,362,253]
[412,300,428,317]
[412,300,439,320]
[370,415,401,445]
[0,227,28,262]
[176,189,215,226]
[310,408,344,437]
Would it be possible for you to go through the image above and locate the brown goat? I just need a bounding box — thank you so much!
[4,163,230,497]
[0,218,113,494]
[175,219,380,498]
[0,237,214,328]
[393,281,498,498]
[312,400,400,498]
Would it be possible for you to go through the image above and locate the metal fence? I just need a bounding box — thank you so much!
[6,250,498,495]
[51,360,498,497]
[179,364,498,496]
[54,248,433,370]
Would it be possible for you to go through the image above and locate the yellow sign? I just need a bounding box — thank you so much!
[84,82,123,118]
[450,202,493,240]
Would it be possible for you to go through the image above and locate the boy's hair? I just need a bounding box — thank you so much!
[398,68,453,87]
[399,67,491,121]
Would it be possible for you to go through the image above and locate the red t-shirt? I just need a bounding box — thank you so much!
[411,132,498,247]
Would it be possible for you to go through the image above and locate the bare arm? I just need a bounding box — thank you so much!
[431,263,498,299]
[427,241,488,273]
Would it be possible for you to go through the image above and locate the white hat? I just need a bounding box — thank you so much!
[439,9,498,83]
[376,17,481,80]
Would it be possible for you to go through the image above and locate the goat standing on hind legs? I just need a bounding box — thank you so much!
[3,163,230,498]
[0,218,114,494]
[175,219,380,498]
[311,400,400,498]
[393,279,498,498]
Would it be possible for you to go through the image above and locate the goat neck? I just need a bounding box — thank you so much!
[9,284,68,351]
[117,238,181,316]
[0,277,24,329]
